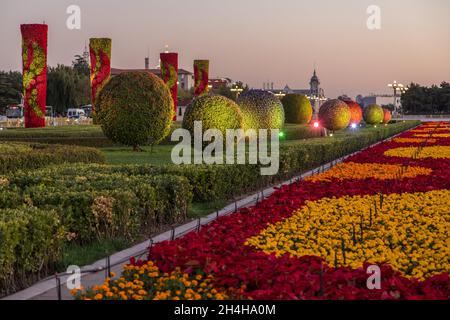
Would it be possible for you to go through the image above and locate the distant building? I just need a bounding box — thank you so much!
[110,67,194,91]
[209,77,232,89]
[356,94,400,110]
[266,69,326,113]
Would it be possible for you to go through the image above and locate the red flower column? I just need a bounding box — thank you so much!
[20,24,48,128]
[160,53,178,120]
[194,60,209,97]
[89,38,111,114]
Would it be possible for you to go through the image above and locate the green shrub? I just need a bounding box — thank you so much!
[318,99,351,131]
[11,120,417,205]
[0,207,64,296]
[96,71,174,149]
[182,95,244,135]
[6,170,193,243]
[282,124,321,140]
[0,142,105,174]
[0,124,183,147]
[281,94,312,124]
[237,90,285,130]
[363,104,384,124]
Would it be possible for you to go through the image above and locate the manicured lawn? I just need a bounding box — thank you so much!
[0,125,104,138]
[57,238,131,271]
[101,123,410,165]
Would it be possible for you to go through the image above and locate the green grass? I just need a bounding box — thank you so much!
[102,123,407,165]
[55,199,227,270]
[102,145,175,165]
[56,238,131,271]
[0,125,104,138]
[0,123,182,147]
[188,199,227,218]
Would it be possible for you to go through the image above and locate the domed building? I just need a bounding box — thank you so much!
[266,69,326,114]
[309,69,326,113]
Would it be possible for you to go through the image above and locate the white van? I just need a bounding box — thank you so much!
[67,108,86,119]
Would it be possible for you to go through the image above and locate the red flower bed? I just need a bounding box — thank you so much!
[142,123,450,299]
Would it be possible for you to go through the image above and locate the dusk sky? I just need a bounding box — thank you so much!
[0,0,449,98]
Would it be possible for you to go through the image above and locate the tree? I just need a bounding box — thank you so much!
[0,71,22,113]
[46,65,77,115]
[72,54,90,76]
[46,53,91,115]
[401,82,450,114]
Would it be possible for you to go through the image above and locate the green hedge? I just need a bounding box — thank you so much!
[0,142,105,174]
[0,124,182,147]
[8,121,417,204]
[0,207,64,296]
[5,173,193,243]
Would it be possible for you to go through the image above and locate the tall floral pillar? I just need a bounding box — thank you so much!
[20,24,48,128]
[89,38,111,114]
[194,60,209,97]
[160,52,178,120]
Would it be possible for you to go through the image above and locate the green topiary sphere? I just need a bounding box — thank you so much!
[318,99,351,131]
[182,95,244,135]
[281,94,313,124]
[237,90,285,130]
[363,104,384,124]
[96,71,174,149]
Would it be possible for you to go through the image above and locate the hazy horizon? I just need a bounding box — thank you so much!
[0,0,449,98]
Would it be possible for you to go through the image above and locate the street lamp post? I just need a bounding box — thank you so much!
[387,80,406,116]
[230,84,243,100]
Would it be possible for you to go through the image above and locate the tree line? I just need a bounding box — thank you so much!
[0,53,90,115]
[401,82,450,115]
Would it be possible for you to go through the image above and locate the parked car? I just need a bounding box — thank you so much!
[67,108,87,119]
[5,104,23,118]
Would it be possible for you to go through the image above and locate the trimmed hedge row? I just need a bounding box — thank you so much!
[3,173,193,243]
[0,142,105,174]
[0,172,193,296]
[0,207,64,296]
[7,121,418,204]
[0,124,182,148]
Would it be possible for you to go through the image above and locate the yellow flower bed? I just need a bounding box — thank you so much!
[246,190,450,280]
[414,133,450,138]
[305,162,431,183]
[384,146,450,159]
[393,138,437,143]
[410,128,449,132]
[73,261,228,300]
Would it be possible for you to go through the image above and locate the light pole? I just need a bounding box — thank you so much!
[230,84,243,100]
[387,80,405,116]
